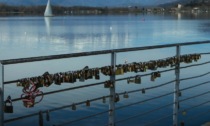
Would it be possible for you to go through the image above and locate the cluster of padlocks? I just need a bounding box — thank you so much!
[16,53,201,88]
[4,53,201,113]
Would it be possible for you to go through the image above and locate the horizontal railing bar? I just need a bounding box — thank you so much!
[11,82,104,102]
[116,68,175,82]
[180,100,210,113]
[185,109,210,123]
[179,91,210,103]
[200,52,210,55]
[4,94,112,123]
[144,114,172,126]
[116,91,175,110]
[180,80,210,92]
[114,102,174,124]
[53,110,110,126]
[1,41,210,65]
[180,61,210,70]
[180,72,210,82]
[4,112,38,123]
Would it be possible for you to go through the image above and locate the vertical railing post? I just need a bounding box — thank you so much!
[0,63,4,126]
[109,51,116,126]
[173,45,180,126]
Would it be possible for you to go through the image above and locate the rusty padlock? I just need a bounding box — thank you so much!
[86,100,90,107]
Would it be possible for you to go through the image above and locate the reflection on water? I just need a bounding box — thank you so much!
[44,17,52,35]
[0,14,210,60]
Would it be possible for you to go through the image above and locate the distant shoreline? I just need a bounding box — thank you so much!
[0,4,210,16]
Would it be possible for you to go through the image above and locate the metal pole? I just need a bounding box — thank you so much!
[0,63,4,126]
[173,45,180,126]
[109,52,116,126]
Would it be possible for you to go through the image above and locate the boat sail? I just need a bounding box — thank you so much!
[44,0,53,17]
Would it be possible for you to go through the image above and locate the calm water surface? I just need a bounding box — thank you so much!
[1,13,210,126]
[0,13,210,60]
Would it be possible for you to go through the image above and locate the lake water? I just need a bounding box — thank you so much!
[1,13,210,126]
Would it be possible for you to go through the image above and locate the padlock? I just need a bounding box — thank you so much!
[182,111,186,116]
[123,92,129,98]
[104,81,110,88]
[104,81,114,88]
[54,73,61,85]
[46,110,50,121]
[72,103,76,110]
[123,64,128,73]
[61,73,65,83]
[105,66,110,76]
[142,89,146,94]
[86,100,90,107]
[17,81,23,87]
[4,96,13,113]
[68,72,74,83]
[43,76,51,87]
[134,75,141,84]
[180,121,185,126]
[100,66,106,75]
[64,72,70,82]
[102,96,106,103]
[178,102,180,109]
[130,63,135,72]
[21,79,30,88]
[178,91,182,97]
[115,94,120,102]
[79,71,85,82]
[95,73,100,80]
[155,71,161,78]
[127,64,132,72]
[39,111,43,126]
[94,68,100,80]
[87,69,93,79]
[115,65,124,75]
[73,72,77,83]
[127,77,134,84]
[151,73,156,81]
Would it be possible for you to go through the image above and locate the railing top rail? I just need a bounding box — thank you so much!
[1,40,210,65]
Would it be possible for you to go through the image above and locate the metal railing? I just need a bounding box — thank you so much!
[1,40,210,126]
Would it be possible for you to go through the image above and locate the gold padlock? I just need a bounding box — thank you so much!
[115,65,124,75]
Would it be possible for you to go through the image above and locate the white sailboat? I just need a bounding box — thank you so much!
[44,0,53,17]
